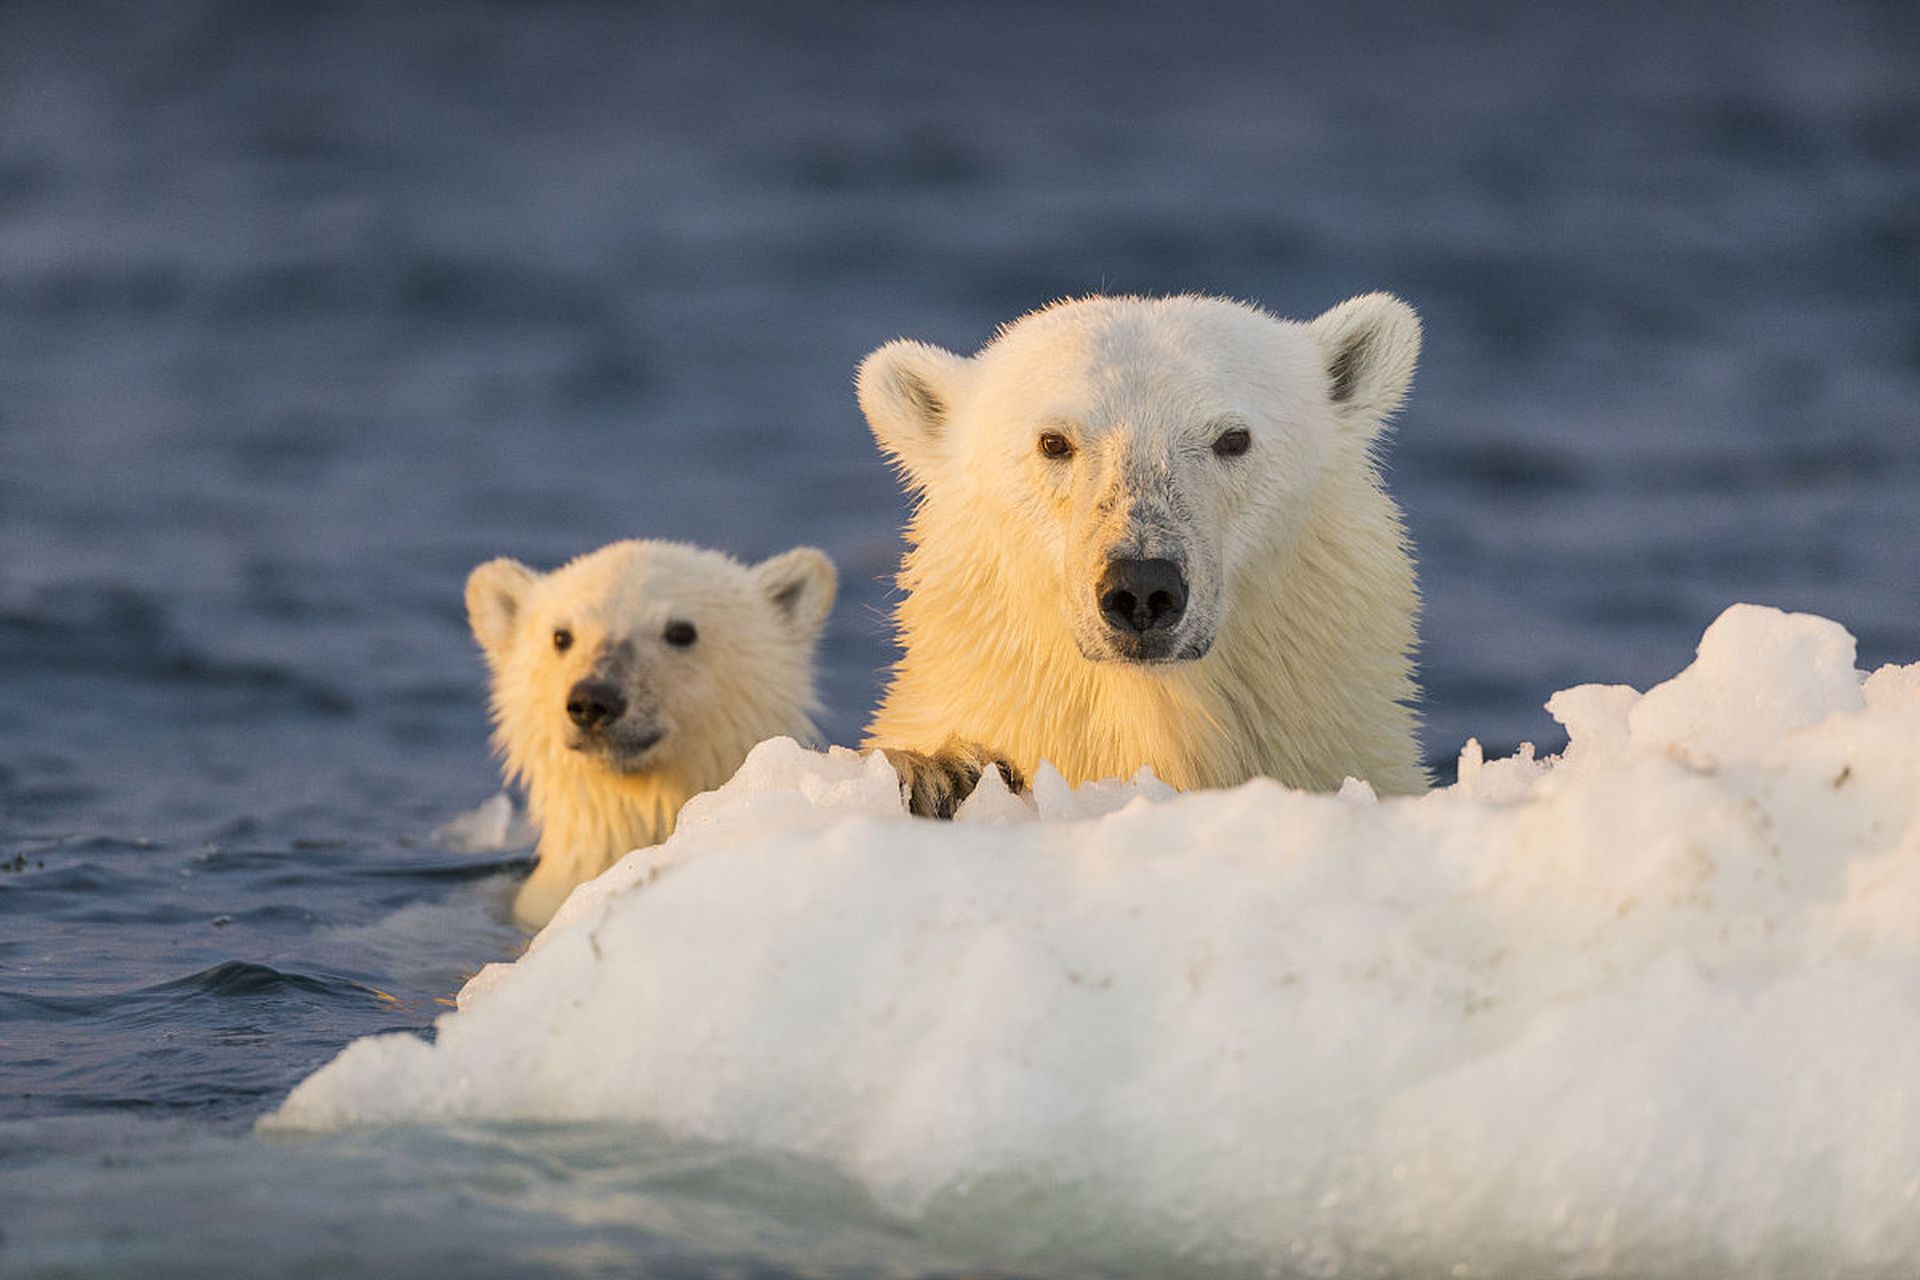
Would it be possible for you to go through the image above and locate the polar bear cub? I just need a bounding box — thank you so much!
[857,293,1427,812]
[466,540,836,926]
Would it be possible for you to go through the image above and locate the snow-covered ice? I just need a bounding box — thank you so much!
[430,791,536,853]
[268,604,1920,1277]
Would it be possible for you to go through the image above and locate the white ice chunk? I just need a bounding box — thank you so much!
[1544,681,1640,767]
[1629,602,1864,768]
[431,792,535,853]
[1863,660,1920,711]
[1454,738,1546,802]
[953,754,1038,824]
[271,604,1920,1277]
[1336,775,1378,803]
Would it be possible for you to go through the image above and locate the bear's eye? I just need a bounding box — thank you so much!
[1212,426,1252,458]
[1037,431,1074,460]
[552,628,573,652]
[663,620,698,648]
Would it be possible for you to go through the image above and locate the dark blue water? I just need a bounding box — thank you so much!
[2,0,1916,1274]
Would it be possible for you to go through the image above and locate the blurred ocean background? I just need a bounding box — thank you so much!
[1,0,1914,1275]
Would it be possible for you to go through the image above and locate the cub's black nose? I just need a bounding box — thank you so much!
[1098,558,1188,634]
[566,679,627,730]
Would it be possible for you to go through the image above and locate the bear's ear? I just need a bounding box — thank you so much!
[466,558,537,660]
[754,546,838,640]
[855,339,973,486]
[1306,293,1422,436]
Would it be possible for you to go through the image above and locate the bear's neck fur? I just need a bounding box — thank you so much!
[501,682,820,928]
[866,465,1426,796]
[514,764,693,927]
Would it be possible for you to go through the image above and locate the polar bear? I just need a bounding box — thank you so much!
[858,293,1427,812]
[465,539,836,926]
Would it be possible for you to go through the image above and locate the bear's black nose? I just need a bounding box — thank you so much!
[565,679,627,730]
[1098,558,1188,634]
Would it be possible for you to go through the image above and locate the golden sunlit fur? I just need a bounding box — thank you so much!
[467,540,835,925]
[859,293,1427,798]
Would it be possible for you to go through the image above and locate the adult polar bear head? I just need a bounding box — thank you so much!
[858,294,1427,801]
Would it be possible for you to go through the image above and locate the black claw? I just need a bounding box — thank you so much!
[884,742,1025,820]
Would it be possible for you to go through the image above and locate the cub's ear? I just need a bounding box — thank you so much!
[1307,293,1422,436]
[466,558,537,660]
[755,546,838,640]
[855,339,973,487]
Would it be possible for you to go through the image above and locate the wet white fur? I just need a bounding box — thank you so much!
[467,540,835,925]
[858,293,1426,795]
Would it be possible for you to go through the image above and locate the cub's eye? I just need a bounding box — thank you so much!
[663,620,698,648]
[1212,426,1252,458]
[1037,431,1074,460]
[552,628,573,652]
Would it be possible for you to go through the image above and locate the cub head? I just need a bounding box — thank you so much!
[465,540,837,787]
[857,293,1418,664]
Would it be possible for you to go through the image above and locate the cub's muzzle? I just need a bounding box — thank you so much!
[565,678,627,731]
[565,672,664,768]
